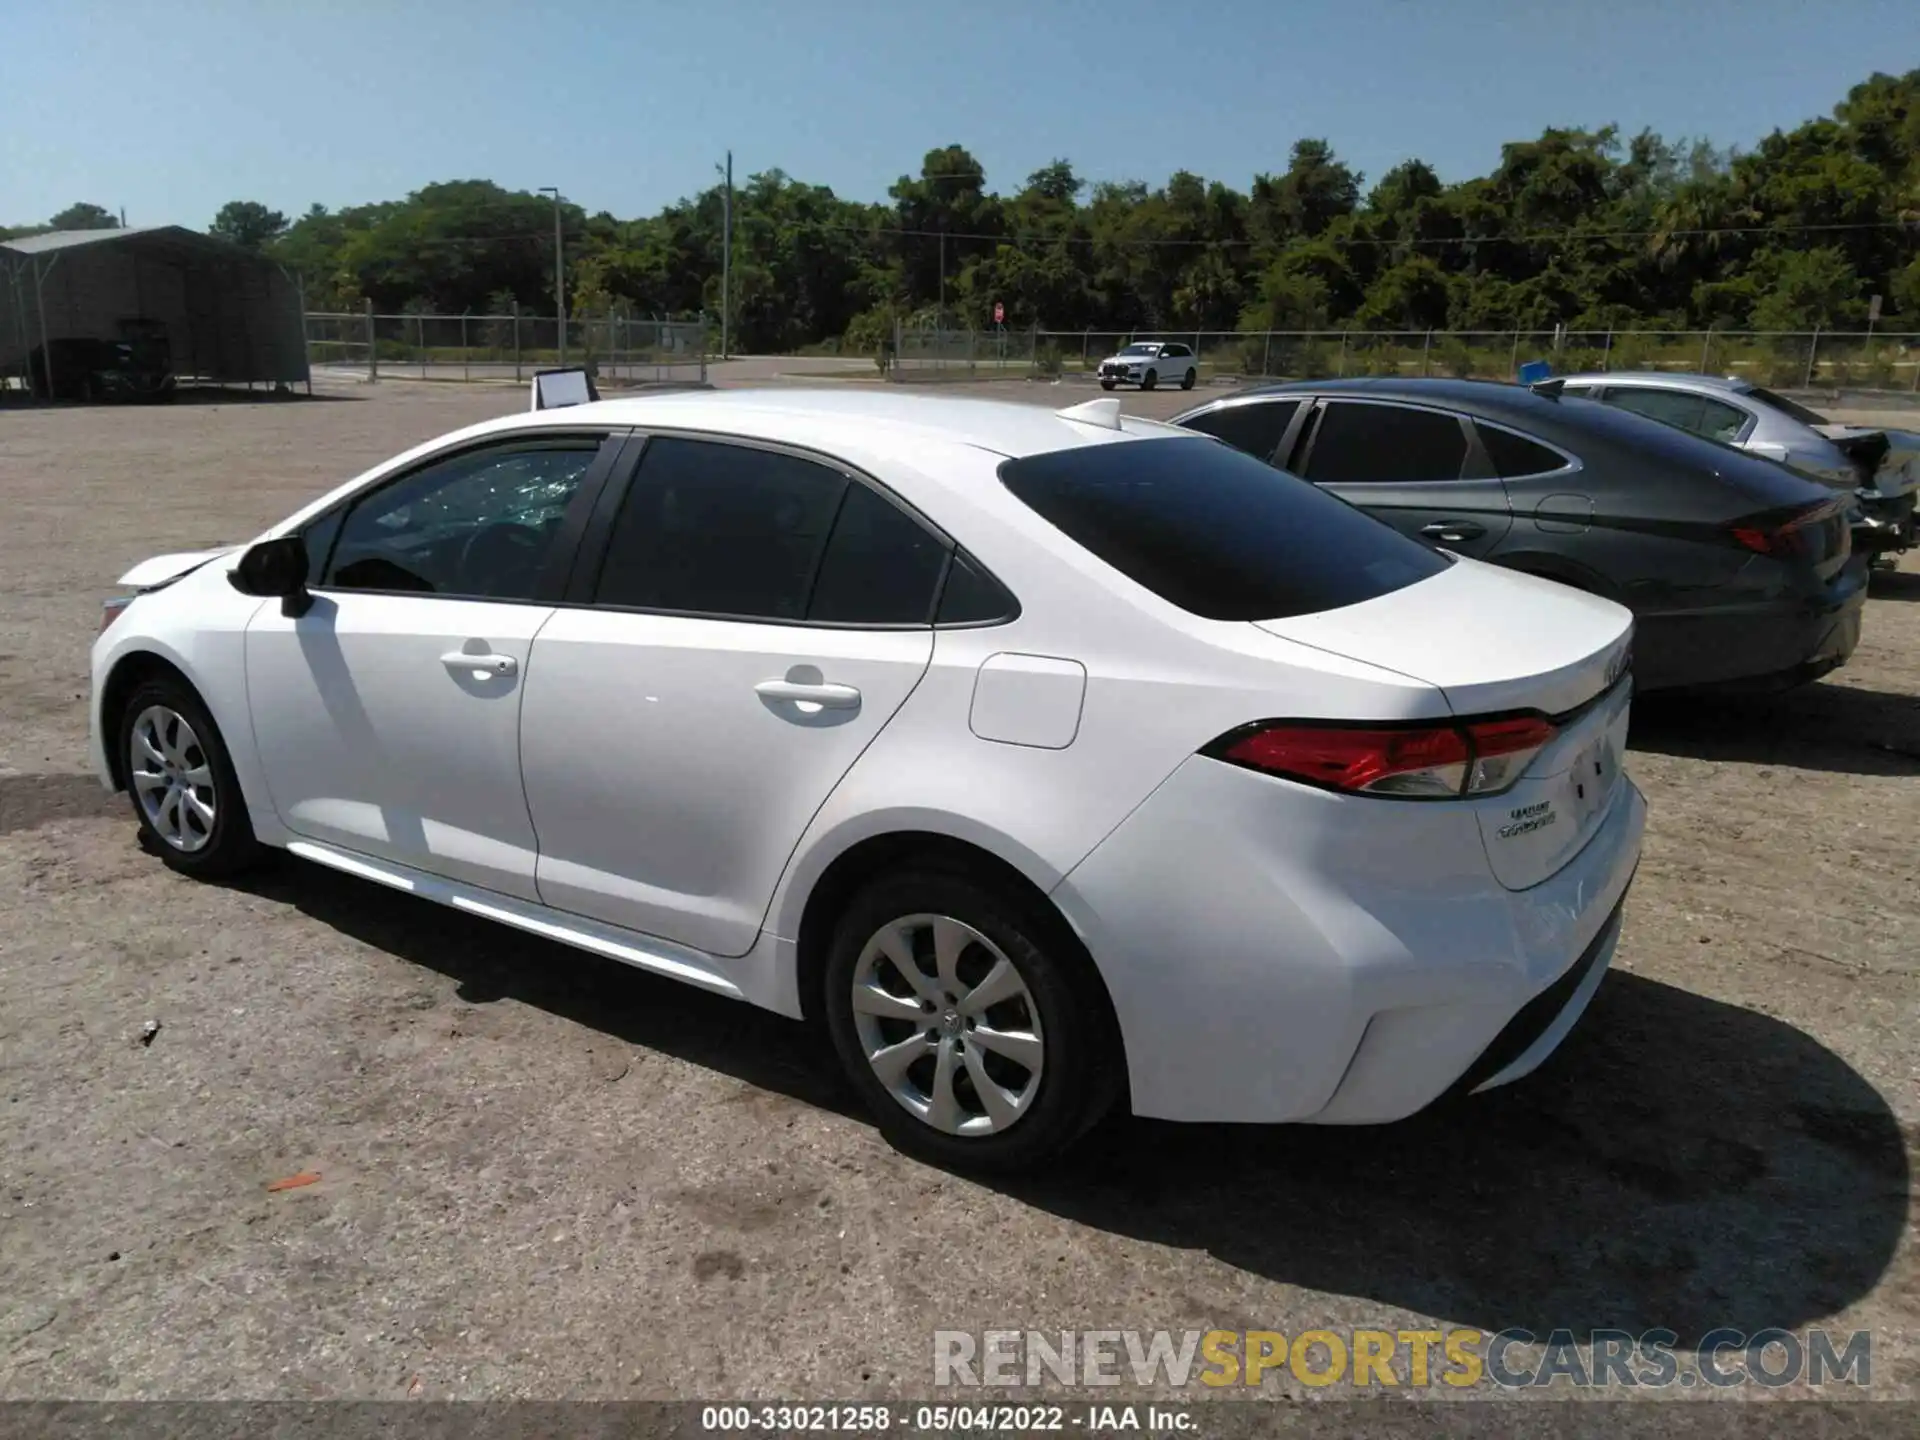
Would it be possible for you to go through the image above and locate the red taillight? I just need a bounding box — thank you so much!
[1731,500,1841,558]
[1213,715,1558,799]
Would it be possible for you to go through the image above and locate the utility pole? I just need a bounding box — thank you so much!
[715,152,732,360]
[539,186,565,361]
[938,228,946,332]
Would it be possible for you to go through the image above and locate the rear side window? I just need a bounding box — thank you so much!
[1303,402,1470,484]
[595,438,845,620]
[1476,423,1568,479]
[807,481,949,625]
[1602,387,1748,444]
[936,551,1018,625]
[1181,400,1299,463]
[998,436,1447,621]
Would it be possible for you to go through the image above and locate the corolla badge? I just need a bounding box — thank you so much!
[1498,801,1557,840]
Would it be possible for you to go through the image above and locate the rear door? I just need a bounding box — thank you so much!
[518,434,942,959]
[1287,398,1513,558]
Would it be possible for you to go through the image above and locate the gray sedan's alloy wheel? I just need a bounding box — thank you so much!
[129,704,217,853]
[850,912,1045,1136]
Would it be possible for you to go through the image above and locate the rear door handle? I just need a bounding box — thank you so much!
[442,650,518,677]
[1420,520,1486,542]
[754,679,862,709]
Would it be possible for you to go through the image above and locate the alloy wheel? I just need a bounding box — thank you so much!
[850,913,1045,1136]
[129,704,217,853]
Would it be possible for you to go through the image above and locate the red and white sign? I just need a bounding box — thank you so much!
[993,302,1004,325]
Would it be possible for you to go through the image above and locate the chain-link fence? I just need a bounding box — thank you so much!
[305,308,708,386]
[882,324,1920,394]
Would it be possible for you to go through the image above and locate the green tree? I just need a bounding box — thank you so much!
[48,202,119,230]
[210,200,289,249]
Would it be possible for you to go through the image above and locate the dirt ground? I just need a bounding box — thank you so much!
[0,375,1914,1407]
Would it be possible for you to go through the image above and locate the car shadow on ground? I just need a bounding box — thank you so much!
[1629,682,1920,776]
[236,860,1909,1349]
[1867,568,1920,603]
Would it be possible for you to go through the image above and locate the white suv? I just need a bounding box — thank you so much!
[1097,341,1197,392]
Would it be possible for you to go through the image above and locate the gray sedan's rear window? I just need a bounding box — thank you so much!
[998,437,1447,621]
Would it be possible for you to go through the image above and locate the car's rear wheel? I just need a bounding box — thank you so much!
[118,677,260,878]
[1181,368,1197,390]
[823,868,1117,1172]
[1141,368,1158,391]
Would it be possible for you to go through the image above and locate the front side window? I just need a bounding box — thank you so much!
[594,438,847,621]
[323,439,600,599]
[1302,402,1470,484]
[999,436,1446,621]
[1181,400,1300,463]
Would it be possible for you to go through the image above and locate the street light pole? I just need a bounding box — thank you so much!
[714,152,732,360]
[539,186,565,362]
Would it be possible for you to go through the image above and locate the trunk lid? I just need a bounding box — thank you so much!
[1252,557,1634,719]
[1252,559,1635,890]
[1469,673,1632,889]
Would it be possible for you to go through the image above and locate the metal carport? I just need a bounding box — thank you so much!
[0,226,308,396]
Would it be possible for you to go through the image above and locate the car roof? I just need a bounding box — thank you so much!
[1199,375,1608,426]
[506,386,1192,455]
[1551,370,1756,396]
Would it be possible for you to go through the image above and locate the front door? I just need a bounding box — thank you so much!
[245,432,616,899]
[519,435,945,958]
[1289,398,1513,559]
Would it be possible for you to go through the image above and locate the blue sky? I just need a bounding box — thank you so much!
[2,0,1913,229]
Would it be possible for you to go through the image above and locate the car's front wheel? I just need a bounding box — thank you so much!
[823,867,1117,1172]
[118,676,260,878]
[1099,379,1117,391]
[1141,368,1158,391]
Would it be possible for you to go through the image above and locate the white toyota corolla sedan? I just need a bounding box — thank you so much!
[90,384,1644,1171]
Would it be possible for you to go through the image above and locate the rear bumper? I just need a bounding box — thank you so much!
[1052,754,1646,1125]
[1855,491,1915,553]
[1632,558,1867,692]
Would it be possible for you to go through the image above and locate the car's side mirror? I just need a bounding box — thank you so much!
[229,536,313,617]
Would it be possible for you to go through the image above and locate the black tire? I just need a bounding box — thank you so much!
[823,867,1119,1173]
[1141,368,1158,391]
[117,675,261,879]
[1099,380,1117,391]
[1181,368,1197,390]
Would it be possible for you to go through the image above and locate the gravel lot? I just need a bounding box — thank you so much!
[0,375,1914,1405]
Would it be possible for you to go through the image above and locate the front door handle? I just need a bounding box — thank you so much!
[1420,520,1486,543]
[442,650,518,677]
[754,678,862,709]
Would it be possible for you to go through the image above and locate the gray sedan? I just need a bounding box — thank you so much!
[1551,371,1917,559]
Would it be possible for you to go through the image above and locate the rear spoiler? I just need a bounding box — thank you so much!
[1826,430,1891,472]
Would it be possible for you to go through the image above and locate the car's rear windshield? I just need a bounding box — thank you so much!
[1746,386,1829,427]
[997,435,1448,621]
